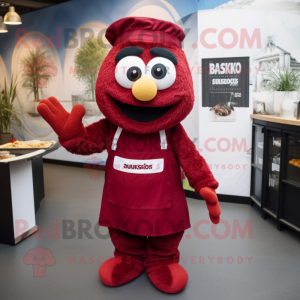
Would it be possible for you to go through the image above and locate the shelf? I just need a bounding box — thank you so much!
[287,162,300,169]
[250,196,261,207]
[282,179,300,191]
[263,208,277,219]
[251,114,300,127]
[252,163,263,171]
[279,219,300,233]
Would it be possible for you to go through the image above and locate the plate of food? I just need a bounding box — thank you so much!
[209,102,236,122]
[0,139,56,150]
[0,151,16,160]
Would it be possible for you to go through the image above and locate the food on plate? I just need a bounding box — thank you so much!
[0,151,10,156]
[0,140,55,149]
[210,102,232,116]
[0,151,15,160]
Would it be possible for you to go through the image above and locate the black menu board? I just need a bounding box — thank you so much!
[202,57,249,108]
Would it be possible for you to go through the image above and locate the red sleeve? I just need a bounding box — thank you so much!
[171,123,218,192]
[59,118,110,155]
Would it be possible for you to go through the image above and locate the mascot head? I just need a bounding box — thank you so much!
[96,17,194,133]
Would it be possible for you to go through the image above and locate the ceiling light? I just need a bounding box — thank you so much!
[0,2,10,7]
[4,6,22,25]
[0,16,8,32]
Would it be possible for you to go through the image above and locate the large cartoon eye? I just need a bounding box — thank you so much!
[127,67,142,82]
[151,63,167,79]
[115,56,145,89]
[146,57,176,90]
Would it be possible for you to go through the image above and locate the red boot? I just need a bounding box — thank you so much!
[145,231,188,293]
[99,228,147,287]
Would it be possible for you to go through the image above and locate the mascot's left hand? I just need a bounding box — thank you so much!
[199,187,221,224]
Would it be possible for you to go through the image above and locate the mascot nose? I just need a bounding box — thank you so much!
[132,77,157,101]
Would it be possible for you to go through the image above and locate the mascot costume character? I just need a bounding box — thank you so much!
[37,17,221,294]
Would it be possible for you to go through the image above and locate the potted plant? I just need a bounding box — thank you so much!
[267,68,300,116]
[74,37,108,116]
[20,48,57,115]
[0,76,24,145]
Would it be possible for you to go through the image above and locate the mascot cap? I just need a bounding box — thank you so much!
[105,17,185,49]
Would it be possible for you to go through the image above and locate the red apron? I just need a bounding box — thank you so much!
[99,127,191,236]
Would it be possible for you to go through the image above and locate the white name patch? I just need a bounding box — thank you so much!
[113,156,164,174]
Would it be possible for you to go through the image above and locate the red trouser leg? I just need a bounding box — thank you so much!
[145,231,188,294]
[98,228,147,287]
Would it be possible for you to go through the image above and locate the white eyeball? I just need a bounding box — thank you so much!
[145,57,176,90]
[115,56,145,89]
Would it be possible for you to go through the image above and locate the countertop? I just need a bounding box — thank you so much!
[251,114,300,127]
[0,143,60,164]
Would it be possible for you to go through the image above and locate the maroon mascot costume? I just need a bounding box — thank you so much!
[38,17,221,294]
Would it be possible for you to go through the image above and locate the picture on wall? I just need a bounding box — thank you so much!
[63,22,110,125]
[252,36,300,115]
[202,57,250,122]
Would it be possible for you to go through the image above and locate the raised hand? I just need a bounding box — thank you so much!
[199,187,221,224]
[37,97,86,141]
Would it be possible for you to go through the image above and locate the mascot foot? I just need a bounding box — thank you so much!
[147,263,188,294]
[99,257,144,287]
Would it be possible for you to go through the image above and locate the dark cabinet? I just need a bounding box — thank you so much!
[250,124,264,206]
[264,128,281,217]
[251,119,300,234]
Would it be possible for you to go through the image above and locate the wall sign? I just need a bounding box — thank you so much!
[202,57,249,122]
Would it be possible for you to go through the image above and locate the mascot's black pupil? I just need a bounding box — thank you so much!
[151,63,167,79]
[155,67,162,76]
[127,67,142,82]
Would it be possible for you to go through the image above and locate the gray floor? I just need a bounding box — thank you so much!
[1,164,300,300]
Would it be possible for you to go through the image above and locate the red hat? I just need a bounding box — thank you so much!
[105,17,185,49]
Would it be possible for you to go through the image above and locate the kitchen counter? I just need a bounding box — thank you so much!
[0,143,60,246]
[251,114,300,127]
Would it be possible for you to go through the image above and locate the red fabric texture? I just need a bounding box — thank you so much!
[106,17,185,48]
[145,230,184,273]
[59,121,218,194]
[147,264,188,294]
[98,228,147,286]
[58,118,110,155]
[109,227,147,269]
[200,187,221,224]
[98,257,144,287]
[99,129,190,236]
[37,97,85,141]
[171,124,219,191]
[38,17,220,291]
[96,42,194,135]
[145,230,188,293]
[100,228,187,293]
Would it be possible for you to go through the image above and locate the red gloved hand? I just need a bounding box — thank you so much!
[199,187,221,224]
[37,97,85,141]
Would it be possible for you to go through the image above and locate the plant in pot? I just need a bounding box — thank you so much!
[268,68,300,117]
[0,76,24,145]
[20,48,57,115]
[73,37,108,116]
